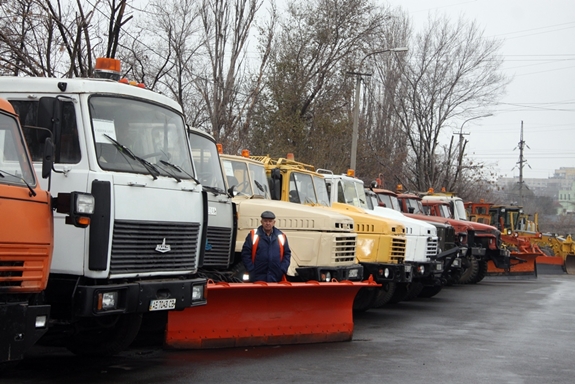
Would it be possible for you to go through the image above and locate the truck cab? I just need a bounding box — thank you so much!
[0,98,93,364]
[0,60,207,356]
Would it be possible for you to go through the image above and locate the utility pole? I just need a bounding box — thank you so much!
[515,121,530,206]
[347,47,408,171]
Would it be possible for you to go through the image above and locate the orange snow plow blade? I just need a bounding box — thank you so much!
[536,255,566,274]
[486,252,538,278]
[166,279,376,349]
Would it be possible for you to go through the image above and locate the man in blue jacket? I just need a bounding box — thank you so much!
[241,210,291,282]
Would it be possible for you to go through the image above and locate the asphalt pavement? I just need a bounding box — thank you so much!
[3,274,575,384]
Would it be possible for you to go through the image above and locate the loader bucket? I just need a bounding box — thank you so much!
[565,254,575,275]
[486,252,537,279]
[536,255,566,275]
[165,279,376,349]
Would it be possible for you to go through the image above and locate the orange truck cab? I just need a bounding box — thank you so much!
[0,98,93,365]
[0,98,52,364]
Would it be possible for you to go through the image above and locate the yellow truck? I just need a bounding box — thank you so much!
[253,154,409,311]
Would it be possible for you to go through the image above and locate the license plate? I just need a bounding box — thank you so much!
[149,298,176,311]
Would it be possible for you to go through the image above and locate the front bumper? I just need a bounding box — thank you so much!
[73,278,208,317]
[295,264,364,282]
[361,263,412,283]
[1,302,50,363]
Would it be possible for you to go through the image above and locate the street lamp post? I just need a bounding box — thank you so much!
[348,47,408,171]
[456,113,494,158]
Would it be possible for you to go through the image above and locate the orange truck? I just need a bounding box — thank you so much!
[0,98,92,365]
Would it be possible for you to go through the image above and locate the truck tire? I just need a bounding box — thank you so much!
[66,313,143,356]
[373,283,397,308]
[353,287,377,312]
[458,255,479,284]
[418,285,443,298]
[403,282,424,301]
[470,259,488,284]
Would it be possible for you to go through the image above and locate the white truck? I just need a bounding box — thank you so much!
[0,59,207,356]
[319,171,444,301]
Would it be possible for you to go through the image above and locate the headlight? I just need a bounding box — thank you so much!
[417,265,425,275]
[242,273,250,282]
[436,262,443,271]
[75,193,95,214]
[325,271,332,282]
[384,268,390,278]
[452,258,461,267]
[35,315,47,329]
[192,285,204,301]
[348,268,359,279]
[98,291,118,310]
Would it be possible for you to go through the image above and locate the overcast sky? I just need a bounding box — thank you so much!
[385,0,575,180]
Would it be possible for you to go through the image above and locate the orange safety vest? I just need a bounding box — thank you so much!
[250,229,285,263]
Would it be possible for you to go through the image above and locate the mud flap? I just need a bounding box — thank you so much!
[165,279,376,349]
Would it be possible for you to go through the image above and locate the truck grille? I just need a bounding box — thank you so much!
[203,226,233,267]
[426,238,439,257]
[390,237,406,262]
[0,246,50,291]
[110,220,200,274]
[334,235,356,263]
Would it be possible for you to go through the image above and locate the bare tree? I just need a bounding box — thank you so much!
[393,15,509,192]
[0,0,133,77]
[198,0,272,153]
[249,0,394,171]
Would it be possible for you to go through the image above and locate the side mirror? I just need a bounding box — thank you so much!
[42,137,55,179]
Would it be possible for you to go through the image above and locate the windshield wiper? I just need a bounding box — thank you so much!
[159,160,200,184]
[203,185,226,195]
[104,134,159,180]
[0,169,36,197]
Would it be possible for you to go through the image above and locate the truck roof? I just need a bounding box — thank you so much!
[0,77,182,113]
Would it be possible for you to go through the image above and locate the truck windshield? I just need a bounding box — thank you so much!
[250,163,271,198]
[405,198,425,215]
[341,178,367,208]
[437,204,453,218]
[91,96,194,179]
[188,132,226,192]
[377,193,401,211]
[453,200,468,220]
[313,176,330,206]
[0,112,36,187]
[221,158,271,199]
[288,172,318,205]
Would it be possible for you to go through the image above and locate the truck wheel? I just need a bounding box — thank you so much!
[66,313,143,356]
[373,282,397,307]
[458,255,479,284]
[470,260,488,284]
[353,287,377,312]
[403,282,424,301]
[418,285,443,298]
